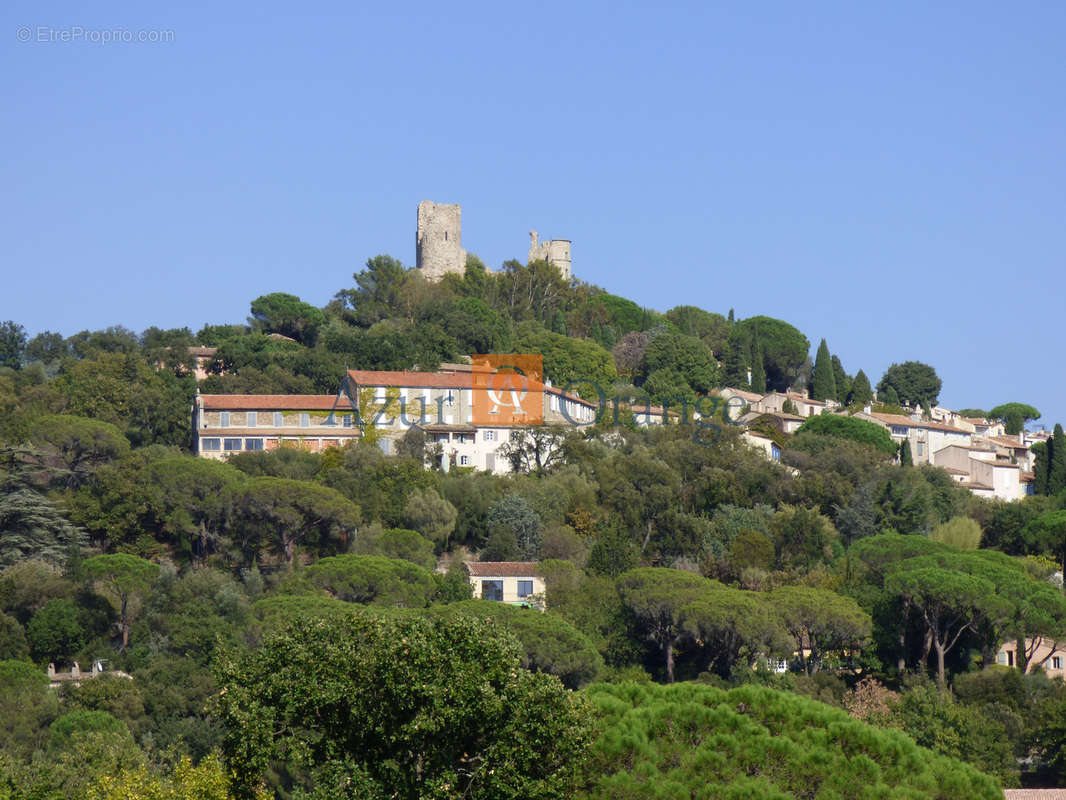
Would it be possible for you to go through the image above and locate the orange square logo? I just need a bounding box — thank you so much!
[471,354,544,426]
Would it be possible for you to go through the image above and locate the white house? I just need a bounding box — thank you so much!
[465,561,545,608]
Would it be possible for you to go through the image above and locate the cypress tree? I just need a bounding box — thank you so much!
[811,339,836,402]
[899,439,913,467]
[751,340,767,394]
[849,370,873,406]
[882,385,900,406]
[831,355,850,403]
[1033,441,1049,495]
[1050,424,1066,495]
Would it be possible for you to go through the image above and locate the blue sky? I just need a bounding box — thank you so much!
[3,1,1064,427]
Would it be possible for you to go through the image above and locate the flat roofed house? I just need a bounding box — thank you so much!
[465,561,545,608]
[193,393,361,459]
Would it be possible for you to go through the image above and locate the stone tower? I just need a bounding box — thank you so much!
[528,231,572,280]
[416,201,466,281]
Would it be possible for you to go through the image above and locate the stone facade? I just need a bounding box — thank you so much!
[528,230,572,279]
[416,201,466,281]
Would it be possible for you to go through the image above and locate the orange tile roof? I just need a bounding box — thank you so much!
[465,561,540,577]
[989,436,1029,450]
[869,412,969,434]
[199,394,344,410]
[346,370,595,407]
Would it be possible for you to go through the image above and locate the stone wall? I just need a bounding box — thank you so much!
[528,230,572,279]
[416,201,466,280]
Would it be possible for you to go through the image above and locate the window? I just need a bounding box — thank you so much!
[300,413,310,428]
[997,652,1008,665]
[916,441,924,456]
[201,438,221,451]
[460,455,470,466]
[220,412,230,427]
[342,414,353,428]
[481,580,503,602]
[1054,656,1063,670]
[483,429,496,441]
[517,580,533,598]
[245,438,264,451]
[246,412,257,428]
[891,425,908,436]
[223,438,242,451]
[274,412,284,426]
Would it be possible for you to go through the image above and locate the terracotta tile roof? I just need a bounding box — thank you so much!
[465,561,540,577]
[869,412,969,434]
[961,481,994,490]
[418,423,477,434]
[346,370,595,408]
[715,387,764,403]
[989,436,1030,450]
[960,416,990,425]
[1022,471,1036,481]
[199,394,344,410]
[987,460,1020,469]
[939,466,971,476]
[348,370,471,389]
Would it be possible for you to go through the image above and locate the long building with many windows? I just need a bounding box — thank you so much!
[192,394,361,459]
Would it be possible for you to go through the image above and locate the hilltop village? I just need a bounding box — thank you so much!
[2,201,1066,798]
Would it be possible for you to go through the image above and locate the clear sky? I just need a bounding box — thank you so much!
[3,1,1064,428]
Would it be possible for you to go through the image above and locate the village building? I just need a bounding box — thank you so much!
[465,561,545,608]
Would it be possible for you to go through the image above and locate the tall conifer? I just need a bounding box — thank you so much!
[811,339,836,402]
[1050,424,1066,495]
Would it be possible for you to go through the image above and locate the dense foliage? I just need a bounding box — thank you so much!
[0,253,1064,796]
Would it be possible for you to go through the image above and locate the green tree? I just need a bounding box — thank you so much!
[616,567,708,683]
[725,316,810,392]
[580,682,1000,800]
[27,597,86,663]
[0,489,87,569]
[811,339,836,402]
[884,566,997,686]
[402,488,457,548]
[301,554,437,607]
[831,355,850,403]
[370,529,437,571]
[1022,510,1066,579]
[771,586,871,674]
[248,292,326,346]
[749,338,767,394]
[213,611,592,800]
[147,457,244,564]
[0,612,29,660]
[877,361,941,408]
[681,584,788,679]
[1049,423,1066,495]
[227,477,361,566]
[664,306,731,356]
[486,494,543,561]
[637,332,718,394]
[511,321,617,398]
[30,415,131,489]
[881,384,900,406]
[900,438,914,466]
[82,554,160,651]
[929,517,981,549]
[53,352,196,448]
[435,600,604,689]
[987,402,1040,435]
[795,414,897,454]
[334,254,409,326]
[848,369,873,405]
[0,321,27,369]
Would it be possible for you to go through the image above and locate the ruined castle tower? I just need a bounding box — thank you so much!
[416,201,466,281]
[528,231,572,280]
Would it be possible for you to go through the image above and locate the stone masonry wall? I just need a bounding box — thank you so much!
[416,201,466,281]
